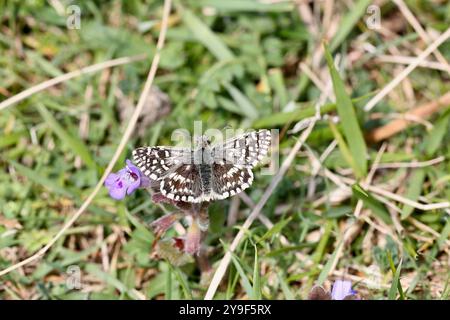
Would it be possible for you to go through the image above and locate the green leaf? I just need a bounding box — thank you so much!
[224,83,259,119]
[352,183,392,224]
[387,254,404,300]
[278,272,295,300]
[230,251,255,299]
[317,239,343,286]
[257,216,292,244]
[9,160,73,197]
[423,108,450,156]
[324,44,367,177]
[36,104,96,170]
[252,246,261,300]
[179,6,234,61]
[329,120,359,175]
[195,0,294,13]
[253,102,336,128]
[401,169,426,219]
[329,0,372,52]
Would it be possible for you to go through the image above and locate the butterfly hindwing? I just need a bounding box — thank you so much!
[159,164,203,202]
[210,163,253,200]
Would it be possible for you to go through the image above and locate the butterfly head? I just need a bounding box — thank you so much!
[195,135,211,149]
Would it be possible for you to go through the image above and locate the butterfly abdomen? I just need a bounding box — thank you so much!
[199,164,212,195]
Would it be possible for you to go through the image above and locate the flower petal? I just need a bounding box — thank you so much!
[126,179,140,195]
[331,280,354,300]
[108,184,127,200]
[126,159,139,172]
[104,173,119,186]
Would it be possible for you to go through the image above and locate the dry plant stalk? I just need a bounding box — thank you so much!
[366,91,450,143]
[0,55,146,111]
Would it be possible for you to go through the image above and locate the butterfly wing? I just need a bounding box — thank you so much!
[133,129,271,203]
[159,164,204,202]
[210,163,253,200]
[209,129,270,200]
[212,129,271,168]
[308,286,332,300]
[132,146,191,181]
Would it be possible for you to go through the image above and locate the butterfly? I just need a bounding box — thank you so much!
[132,129,271,203]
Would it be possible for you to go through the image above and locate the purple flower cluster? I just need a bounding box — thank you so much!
[104,159,150,200]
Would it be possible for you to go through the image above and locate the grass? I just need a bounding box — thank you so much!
[0,0,449,300]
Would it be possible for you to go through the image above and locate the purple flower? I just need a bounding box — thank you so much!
[331,280,357,300]
[104,159,150,200]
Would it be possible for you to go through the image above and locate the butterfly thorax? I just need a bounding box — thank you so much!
[193,145,214,195]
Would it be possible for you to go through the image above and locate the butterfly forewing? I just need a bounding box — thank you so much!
[132,147,191,181]
[213,129,271,168]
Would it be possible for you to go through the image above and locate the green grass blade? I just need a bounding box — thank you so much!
[171,265,193,300]
[352,183,392,224]
[437,218,450,249]
[324,44,367,178]
[268,68,289,109]
[278,272,295,300]
[229,251,254,299]
[165,266,172,300]
[36,103,96,170]
[252,245,261,300]
[441,275,450,300]
[423,108,450,156]
[400,169,426,219]
[195,0,294,13]
[9,160,73,197]
[253,102,336,128]
[329,0,372,52]
[85,263,141,300]
[317,240,343,286]
[312,220,333,265]
[329,120,359,174]
[224,83,259,119]
[253,93,374,128]
[179,5,234,61]
[257,216,292,244]
[231,255,254,299]
[387,254,404,300]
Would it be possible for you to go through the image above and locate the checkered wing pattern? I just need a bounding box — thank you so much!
[132,129,271,203]
[132,147,191,181]
[210,163,254,200]
[159,164,203,202]
[209,129,271,200]
[212,129,271,168]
